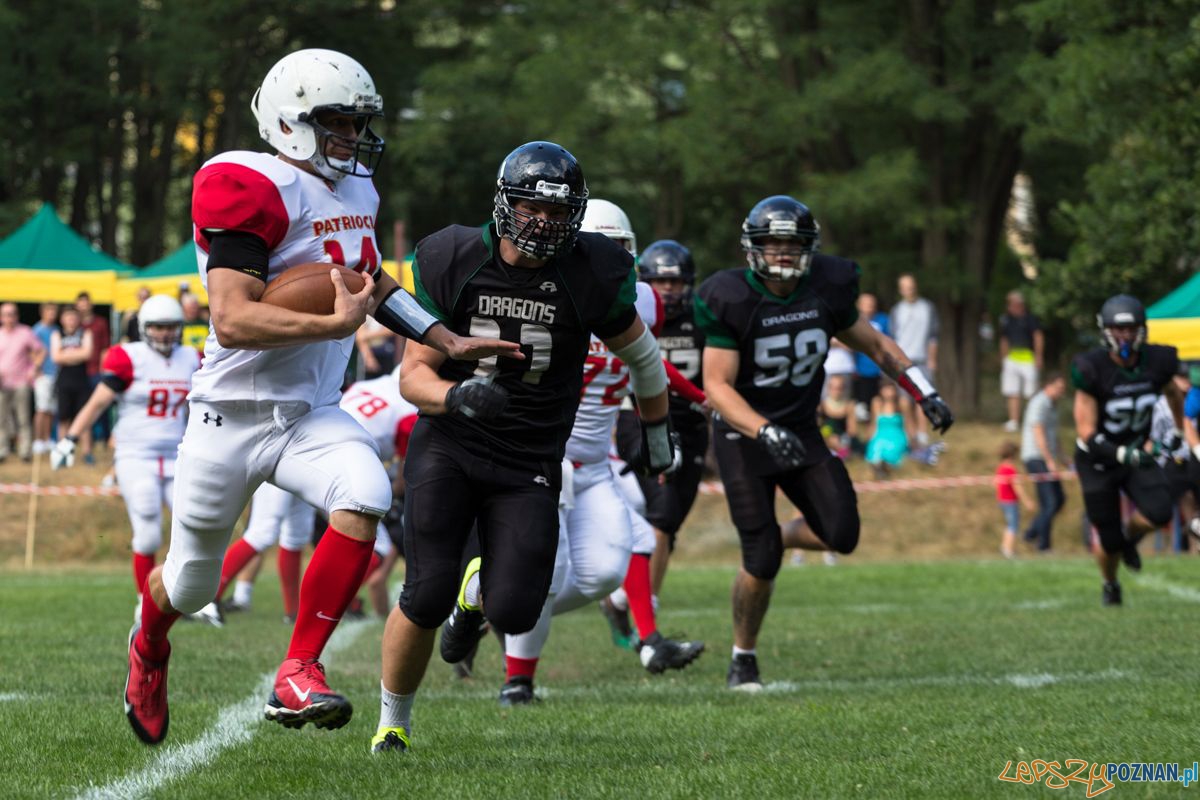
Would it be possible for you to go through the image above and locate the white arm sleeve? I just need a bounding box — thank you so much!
[612,326,668,398]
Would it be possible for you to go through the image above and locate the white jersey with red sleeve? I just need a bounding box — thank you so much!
[189,150,383,408]
[340,373,419,463]
[102,342,200,458]
[566,282,663,465]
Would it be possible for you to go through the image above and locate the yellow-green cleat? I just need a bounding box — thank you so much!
[441,557,487,664]
[371,726,410,753]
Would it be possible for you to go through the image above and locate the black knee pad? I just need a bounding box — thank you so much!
[485,600,543,637]
[397,584,456,630]
[824,515,861,555]
[739,523,784,580]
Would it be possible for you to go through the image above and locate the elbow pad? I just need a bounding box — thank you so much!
[374,287,439,342]
[612,327,668,398]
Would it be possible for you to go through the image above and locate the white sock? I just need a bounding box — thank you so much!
[462,572,481,609]
[379,682,414,732]
[608,586,629,611]
[232,580,254,607]
[732,646,756,658]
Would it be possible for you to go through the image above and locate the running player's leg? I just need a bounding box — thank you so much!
[646,425,708,593]
[276,493,317,622]
[1076,457,1126,598]
[217,482,292,604]
[267,405,390,729]
[116,456,166,601]
[777,456,860,556]
[1123,464,1175,550]
[552,462,633,614]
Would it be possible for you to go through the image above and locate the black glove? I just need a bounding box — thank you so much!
[623,418,678,477]
[757,423,806,470]
[444,375,509,421]
[1117,443,1155,468]
[919,395,955,434]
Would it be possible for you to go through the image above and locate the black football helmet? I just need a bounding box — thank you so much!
[1097,294,1147,362]
[639,239,695,318]
[493,141,589,260]
[740,195,821,281]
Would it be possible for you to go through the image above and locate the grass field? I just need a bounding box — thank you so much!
[4,555,1200,799]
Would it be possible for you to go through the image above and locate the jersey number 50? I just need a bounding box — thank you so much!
[753,329,828,388]
[1103,394,1156,436]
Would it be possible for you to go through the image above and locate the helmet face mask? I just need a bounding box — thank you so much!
[1096,294,1147,364]
[251,49,386,182]
[741,195,821,282]
[493,141,588,260]
[138,295,185,356]
[639,239,696,319]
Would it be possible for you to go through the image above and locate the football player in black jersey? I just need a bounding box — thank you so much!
[1072,294,1185,606]
[371,142,675,753]
[696,195,954,690]
[631,240,709,594]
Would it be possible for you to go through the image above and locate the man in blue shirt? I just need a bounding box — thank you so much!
[852,292,890,422]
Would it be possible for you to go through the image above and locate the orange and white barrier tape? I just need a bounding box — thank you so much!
[698,470,1079,496]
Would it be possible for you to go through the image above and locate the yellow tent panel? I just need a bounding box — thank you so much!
[1148,318,1200,361]
[0,269,121,305]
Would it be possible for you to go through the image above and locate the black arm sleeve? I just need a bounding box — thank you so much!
[205,231,270,283]
[373,286,440,342]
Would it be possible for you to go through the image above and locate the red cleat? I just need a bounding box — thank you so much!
[124,624,170,745]
[264,658,352,730]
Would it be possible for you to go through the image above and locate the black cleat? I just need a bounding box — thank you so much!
[1121,543,1142,572]
[440,604,488,664]
[1102,581,1123,607]
[639,633,705,675]
[727,653,763,692]
[498,675,538,706]
[452,635,483,679]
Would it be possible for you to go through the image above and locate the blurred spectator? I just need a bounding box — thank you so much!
[825,336,855,380]
[999,290,1044,432]
[996,441,1035,559]
[1020,372,1067,551]
[31,302,59,454]
[852,292,889,422]
[890,273,939,445]
[180,292,208,351]
[51,308,95,464]
[865,380,909,478]
[1184,365,1200,542]
[819,373,857,459]
[76,291,112,446]
[0,302,45,462]
[123,286,152,343]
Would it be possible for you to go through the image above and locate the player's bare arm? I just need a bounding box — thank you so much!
[838,314,954,434]
[398,340,453,414]
[208,265,374,349]
[603,315,669,422]
[367,270,522,363]
[702,347,768,437]
[64,383,119,440]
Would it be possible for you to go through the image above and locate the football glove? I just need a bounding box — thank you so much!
[1116,444,1155,468]
[50,437,76,470]
[444,375,509,421]
[897,365,954,434]
[623,418,679,477]
[757,423,806,470]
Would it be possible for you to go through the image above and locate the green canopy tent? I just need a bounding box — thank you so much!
[115,242,207,312]
[1147,272,1200,360]
[0,204,131,304]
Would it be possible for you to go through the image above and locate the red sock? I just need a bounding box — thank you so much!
[285,527,373,662]
[216,538,260,602]
[278,547,302,619]
[506,655,538,681]
[136,590,179,662]
[624,553,657,641]
[132,553,155,595]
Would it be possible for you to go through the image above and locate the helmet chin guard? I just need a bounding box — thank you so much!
[493,141,588,260]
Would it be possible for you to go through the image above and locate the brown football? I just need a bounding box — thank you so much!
[259,263,367,315]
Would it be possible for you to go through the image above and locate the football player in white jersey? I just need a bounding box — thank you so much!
[213,365,418,622]
[123,49,521,747]
[51,295,200,619]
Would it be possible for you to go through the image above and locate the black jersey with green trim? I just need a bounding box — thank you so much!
[695,256,860,433]
[1071,344,1179,448]
[658,312,707,430]
[412,223,637,465]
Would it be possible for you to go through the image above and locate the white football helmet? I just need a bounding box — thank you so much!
[138,295,184,356]
[581,198,637,257]
[251,49,385,181]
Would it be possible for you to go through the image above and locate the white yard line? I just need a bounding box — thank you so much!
[74,619,372,800]
[0,692,28,702]
[1135,574,1200,603]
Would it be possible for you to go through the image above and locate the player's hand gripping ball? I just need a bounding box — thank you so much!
[259,263,366,315]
